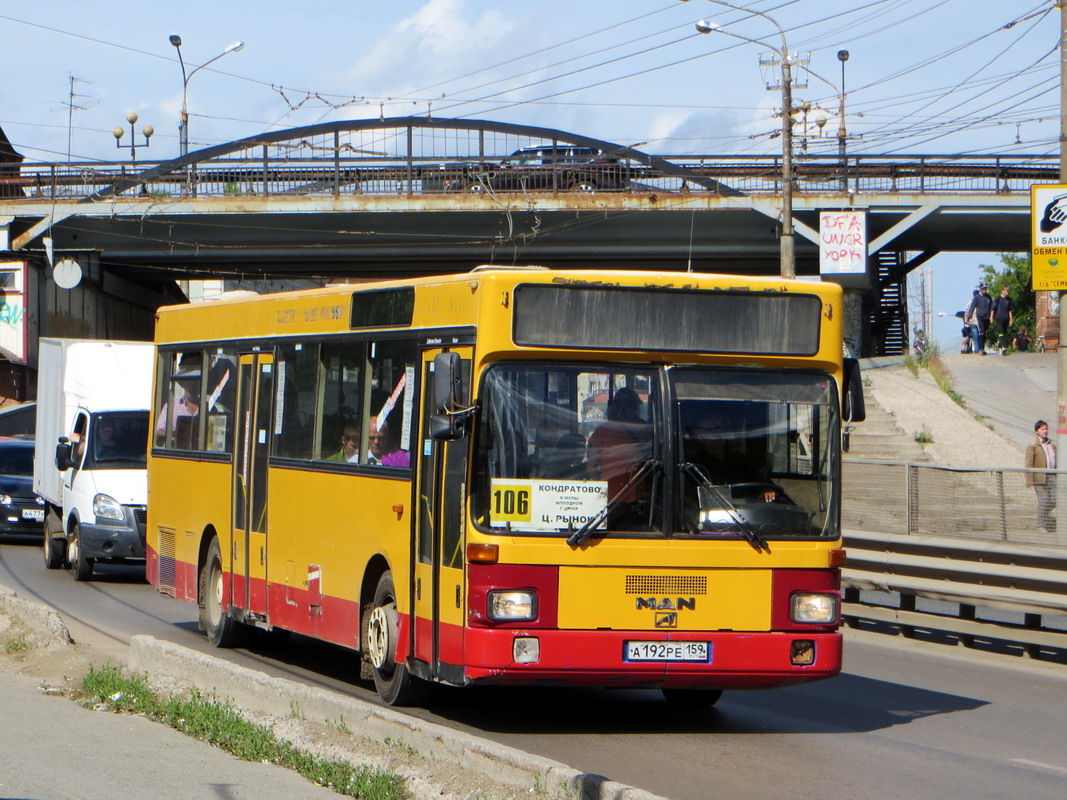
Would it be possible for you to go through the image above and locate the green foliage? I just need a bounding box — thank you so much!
[4,636,30,654]
[79,665,407,800]
[979,253,1034,334]
[914,428,933,445]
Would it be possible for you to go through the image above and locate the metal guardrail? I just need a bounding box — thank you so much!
[842,529,1067,660]
[843,460,1067,547]
[0,117,1056,202]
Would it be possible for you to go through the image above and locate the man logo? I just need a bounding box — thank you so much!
[635,597,696,611]
[655,612,677,628]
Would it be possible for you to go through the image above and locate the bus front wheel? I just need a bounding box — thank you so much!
[365,571,426,706]
[199,538,250,648]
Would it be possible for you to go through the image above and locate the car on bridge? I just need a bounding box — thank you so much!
[423,146,631,193]
[0,436,45,535]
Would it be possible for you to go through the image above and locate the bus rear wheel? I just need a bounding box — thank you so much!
[365,571,426,706]
[661,688,723,709]
[199,538,251,648]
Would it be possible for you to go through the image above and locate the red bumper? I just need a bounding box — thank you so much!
[460,628,841,689]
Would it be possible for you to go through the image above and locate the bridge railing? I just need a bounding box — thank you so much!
[0,152,1057,202]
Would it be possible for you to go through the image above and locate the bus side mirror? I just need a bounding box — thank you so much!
[843,358,866,423]
[429,413,465,441]
[433,352,463,411]
[55,437,74,472]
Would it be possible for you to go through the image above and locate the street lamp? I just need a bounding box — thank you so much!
[687,1,796,278]
[799,54,850,192]
[169,34,244,158]
[112,111,154,164]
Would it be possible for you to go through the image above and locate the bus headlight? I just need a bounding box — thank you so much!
[487,590,537,622]
[93,494,125,521]
[790,592,838,624]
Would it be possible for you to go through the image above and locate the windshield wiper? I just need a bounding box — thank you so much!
[679,462,768,552]
[567,458,660,547]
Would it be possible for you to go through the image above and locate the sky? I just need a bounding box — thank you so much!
[1,0,1057,345]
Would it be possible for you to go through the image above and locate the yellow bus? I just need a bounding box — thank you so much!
[147,267,864,706]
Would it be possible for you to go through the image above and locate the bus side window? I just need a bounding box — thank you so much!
[318,341,366,463]
[275,343,319,460]
[365,340,417,467]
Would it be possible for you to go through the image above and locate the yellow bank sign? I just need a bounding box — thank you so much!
[1032,185,1067,290]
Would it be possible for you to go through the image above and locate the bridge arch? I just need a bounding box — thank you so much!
[85,116,739,202]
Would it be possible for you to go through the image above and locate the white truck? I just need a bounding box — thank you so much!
[33,338,154,581]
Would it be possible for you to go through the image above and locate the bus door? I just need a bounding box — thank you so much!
[413,347,471,677]
[232,352,273,621]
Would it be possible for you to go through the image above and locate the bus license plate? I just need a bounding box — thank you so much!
[21,509,44,521]
[625,641,710,663]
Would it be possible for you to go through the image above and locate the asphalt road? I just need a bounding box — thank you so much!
[1,534,1065,800]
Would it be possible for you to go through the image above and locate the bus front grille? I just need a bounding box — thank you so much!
[625,575,708,596]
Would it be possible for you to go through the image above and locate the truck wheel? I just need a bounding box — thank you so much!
[43,535,64,570]
[364,571,426,706]
[43,510,64,570]
[66,525,93,581]
[199,538,250,648]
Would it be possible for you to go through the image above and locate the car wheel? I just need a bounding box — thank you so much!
[66,524,93,581]
[365,571,427,706]
[569,177,598,193]
[661,688,723,708]
[199,537,251,648]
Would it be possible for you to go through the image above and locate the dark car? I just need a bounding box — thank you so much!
[0,436,44,534]
[425,146,630,193]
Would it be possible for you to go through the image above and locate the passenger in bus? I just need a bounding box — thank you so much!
[155,381,200,445]
[325,424,361,463]
[587,388,651,523]
[367,417,410,467]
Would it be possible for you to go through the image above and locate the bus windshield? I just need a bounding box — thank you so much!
[473,364,839,540]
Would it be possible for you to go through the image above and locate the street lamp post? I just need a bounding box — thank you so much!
[168,35,244,158]
[112,111,153,164]
[688,1,795,278]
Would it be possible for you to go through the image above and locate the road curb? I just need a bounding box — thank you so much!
[128,635,668,800]
[0,584,72,652]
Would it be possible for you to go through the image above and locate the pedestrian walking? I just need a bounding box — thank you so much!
[1025,420,1057,533]
[966,283,993,355]
[991,285,1013,355]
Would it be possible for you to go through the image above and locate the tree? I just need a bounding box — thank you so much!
[979,252,1033,334]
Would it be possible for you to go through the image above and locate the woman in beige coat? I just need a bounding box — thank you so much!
[1025,420,1057,533]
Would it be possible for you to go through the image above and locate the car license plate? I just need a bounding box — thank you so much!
[624,641,710,662]
[21,509,44,521]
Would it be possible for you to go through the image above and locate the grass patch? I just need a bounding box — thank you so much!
[914,428,933,445]
[4,636,30,654]
[923,355,966,408]
[80,665,406,799]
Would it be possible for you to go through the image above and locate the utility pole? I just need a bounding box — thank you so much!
[1058,0,1066,538]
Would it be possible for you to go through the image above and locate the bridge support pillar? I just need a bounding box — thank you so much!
[843,289,864,358]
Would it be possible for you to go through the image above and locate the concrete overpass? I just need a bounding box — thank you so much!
[0,117,1049,372]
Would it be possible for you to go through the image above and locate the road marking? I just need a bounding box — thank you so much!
[1011,759,1067,775]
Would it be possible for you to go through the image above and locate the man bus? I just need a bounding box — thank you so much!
[147,267,863,706]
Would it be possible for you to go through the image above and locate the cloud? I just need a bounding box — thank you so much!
[339,0,514,105]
